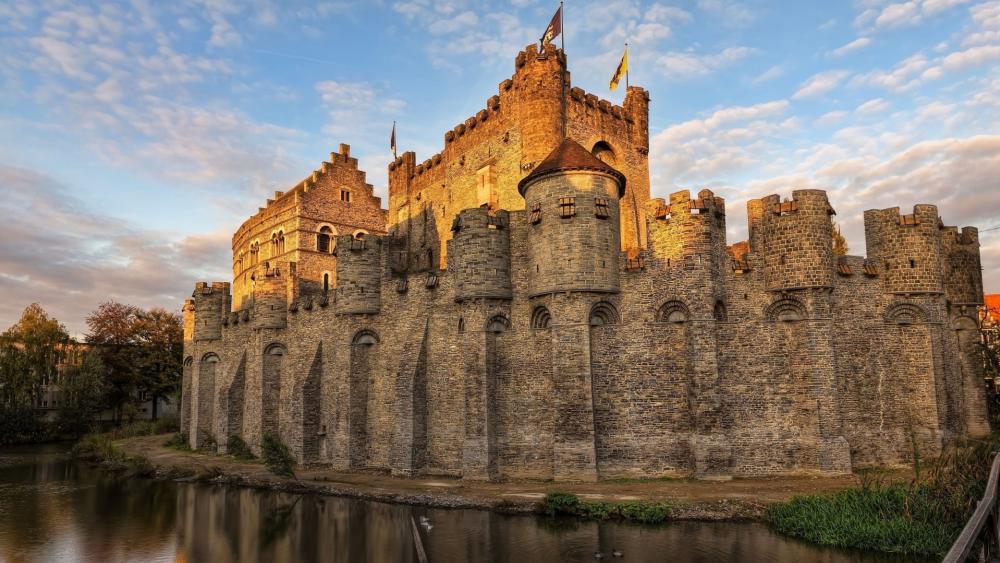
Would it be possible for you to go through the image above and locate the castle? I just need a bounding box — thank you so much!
[181,44,988,481]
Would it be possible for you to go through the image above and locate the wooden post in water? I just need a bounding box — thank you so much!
[410,516,429,563]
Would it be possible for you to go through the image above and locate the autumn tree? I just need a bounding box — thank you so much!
[832,221,849,256]
[86,301,141,421]
[133,308,183,420]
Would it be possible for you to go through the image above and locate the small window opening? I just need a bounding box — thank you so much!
[595,197,610,219]
[559,197,576,218]
[530,202,542,224]
[323,273,330,294]
[909,259,916,268]
[340,189,351,203]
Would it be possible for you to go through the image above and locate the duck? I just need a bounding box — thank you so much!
[612,548,623,557]
[594,553,604,559]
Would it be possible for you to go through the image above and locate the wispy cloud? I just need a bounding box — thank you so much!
[793,69,851,99]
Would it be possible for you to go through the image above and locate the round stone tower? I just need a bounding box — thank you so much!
[864,204,944,295]
[748,189,835,291]
[518,138,625,297]
[450,208,512,301]
[334,234,382,314]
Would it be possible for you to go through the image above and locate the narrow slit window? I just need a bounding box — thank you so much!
[594,197,610,219]
[559,197,576,218]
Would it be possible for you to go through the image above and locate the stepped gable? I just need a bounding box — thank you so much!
[517,138,626,197]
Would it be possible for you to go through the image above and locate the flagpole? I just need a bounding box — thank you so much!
[560,1,564,52]
[561,1,567,139]
[625,43,629,90]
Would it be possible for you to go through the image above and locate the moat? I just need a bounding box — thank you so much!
[0,444,924,562]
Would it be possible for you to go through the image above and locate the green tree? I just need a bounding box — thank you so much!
[133,308,183,421]
[0,304,70,408]
[85,301,140,422]
[56,351,107,435]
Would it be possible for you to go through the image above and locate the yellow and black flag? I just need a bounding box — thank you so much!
[610,45,629,91]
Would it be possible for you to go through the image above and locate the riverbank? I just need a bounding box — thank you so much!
[108,434,911,522]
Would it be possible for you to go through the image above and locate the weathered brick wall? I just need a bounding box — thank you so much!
[387,44,651,273]
[179,44,988,481]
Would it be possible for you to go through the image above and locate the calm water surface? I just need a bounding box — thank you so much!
[0,444,921,562]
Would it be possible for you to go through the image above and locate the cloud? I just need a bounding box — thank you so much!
[653,46,757,79]
[696,0,755,27]
[830,37,873,57]
[792,69,851,99]
[859,0,973,30]
[752,64,785,84]
[963,1,1000,46]
[0,164,231,337]
[856,97,891,114]
[650,100,795,184]
[816,110,849,126]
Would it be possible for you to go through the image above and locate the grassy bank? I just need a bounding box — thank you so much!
[71,418,178,477]
[540,492,672,524]
[767,437,998,557]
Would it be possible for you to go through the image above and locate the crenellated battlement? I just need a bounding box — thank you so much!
[864,204,945,295]
[649,189,727,266]
[745,190,837,291]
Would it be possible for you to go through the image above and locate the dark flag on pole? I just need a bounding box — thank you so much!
[390,121,397,158]
[540,5,562,52]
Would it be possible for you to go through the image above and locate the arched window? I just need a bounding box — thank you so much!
[485,314,511,333]
[317,226,334,253]
[591,141,617,166]
[271,233,279,255]
[531,306,552,329]
[277,231,285,254]
[250,242,259,265]
[656,301,689,323]
[885,303,927,326]
[589,302,620,326]
[352,330,379,346]
[765,298,806,322]
[353,229,368,240]
[714,301,728,322]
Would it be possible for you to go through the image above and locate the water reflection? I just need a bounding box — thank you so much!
[0,445,921,562]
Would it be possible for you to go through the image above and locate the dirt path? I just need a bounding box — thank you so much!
[119,434,911,521]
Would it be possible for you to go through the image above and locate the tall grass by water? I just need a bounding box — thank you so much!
[767,436,998,557]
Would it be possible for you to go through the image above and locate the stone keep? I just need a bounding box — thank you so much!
[182,44,988,481]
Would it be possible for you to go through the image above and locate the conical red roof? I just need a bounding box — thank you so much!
[517,138,626,197]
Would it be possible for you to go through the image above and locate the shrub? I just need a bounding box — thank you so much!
[261,433,295,478]
[0,406,53,445]
[164,432,191,451]
[153,416,179,435]
[540,492,671,524]
[227,435,255,460]
[767,435,1000,557]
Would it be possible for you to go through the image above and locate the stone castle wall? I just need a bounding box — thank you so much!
[180,44,987,482]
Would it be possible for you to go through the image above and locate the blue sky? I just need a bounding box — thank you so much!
[1,0,998,335]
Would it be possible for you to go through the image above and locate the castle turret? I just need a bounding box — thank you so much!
[335,234,381,314]
[192,282,229,341]
[450,208,512,301]
[649,189,727,274]
[514,43,566,169]
[519,138,625,297]
[623,86,650,156]
[749,190,836,291]
[864,205,944,295]
[182,299,196,344]
[941,226,983,306]
[252,262,290,330]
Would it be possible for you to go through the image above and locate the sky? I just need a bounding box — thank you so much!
[0,0,998,336]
